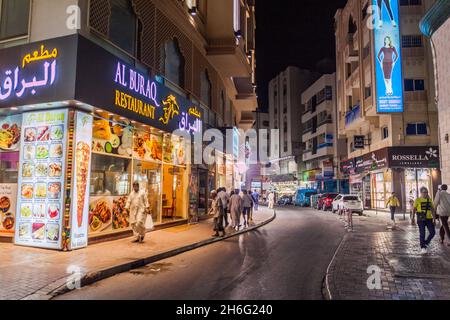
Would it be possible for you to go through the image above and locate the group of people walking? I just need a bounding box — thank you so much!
[386,185,450,254]
[209,188,261,237]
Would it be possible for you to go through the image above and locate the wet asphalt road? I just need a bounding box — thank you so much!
[56,207,345,300]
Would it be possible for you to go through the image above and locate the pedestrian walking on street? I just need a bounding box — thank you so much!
[229,190,243,231]
[209,191,225,237]
[386,192,400,228]
[125,182,150,243]
[252,190,260,211]
[434,184,450,245]
[242,190,254,228]
[413,187,436,254]
[217,187,229,227]
[409,190,416,225]
[268,192,275,209]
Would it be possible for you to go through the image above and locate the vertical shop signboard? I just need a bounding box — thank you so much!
[373,0,404,113]
[14,109,68,249]
[70,112,93,249]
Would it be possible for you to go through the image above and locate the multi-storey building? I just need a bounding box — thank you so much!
[301,73,348,192]
[335,0,440,210]
[0,0,257,249]
[267,67,319,195]
[420,0,450,185]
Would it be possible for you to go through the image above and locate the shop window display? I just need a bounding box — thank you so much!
[405,169,432,211]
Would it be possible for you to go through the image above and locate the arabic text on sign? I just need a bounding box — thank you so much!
[22,45,58,68]
[0,60,57,101]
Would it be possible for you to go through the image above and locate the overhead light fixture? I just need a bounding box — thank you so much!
[235,30,242,38]
[189,7,197,16]
[10,107,18,111]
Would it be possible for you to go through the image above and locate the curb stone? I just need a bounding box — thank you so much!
[20,210,276,300]
[324,234,349,300]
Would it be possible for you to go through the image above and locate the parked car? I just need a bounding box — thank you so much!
[331,194,364,215]
[294,189,317,207]
[277,195,293,206]
[317,193,339,211]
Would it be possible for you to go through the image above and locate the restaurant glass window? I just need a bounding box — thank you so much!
[90,154,131,196]
[372,171,392,209]
[133,160,161,224]
[198,170,208,216]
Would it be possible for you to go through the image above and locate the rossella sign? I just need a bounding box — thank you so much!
[0,45,58,102]
[113,61,202,134]
[388,147,439,168]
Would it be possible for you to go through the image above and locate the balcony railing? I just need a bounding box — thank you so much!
[345,104,361,128]
[318,115,332,126]
[303,126,313,134]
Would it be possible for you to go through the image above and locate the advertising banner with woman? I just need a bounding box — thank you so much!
[373,0,404,113]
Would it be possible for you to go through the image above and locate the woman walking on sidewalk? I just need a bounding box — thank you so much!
[434,184,450,245]
[210,191,225,237]
[386,192,400,228]
[413,187,436,254]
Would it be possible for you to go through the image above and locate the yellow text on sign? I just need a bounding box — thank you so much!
[115,90,156,120]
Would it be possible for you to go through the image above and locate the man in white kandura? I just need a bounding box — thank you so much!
[126,182,150,243]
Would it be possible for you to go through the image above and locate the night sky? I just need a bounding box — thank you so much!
[255,0,348,111]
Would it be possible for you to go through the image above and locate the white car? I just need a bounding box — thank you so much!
[331,194,364,216]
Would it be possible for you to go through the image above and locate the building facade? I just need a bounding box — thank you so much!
[0,0,257,249]
[335,0,440,210]
[420,0,450,185]
[301,73,348,192]
[267,67,319,196]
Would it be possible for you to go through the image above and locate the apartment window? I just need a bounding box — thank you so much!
[200,69,212,107]
[163,39,185,88]
[284,141,288,153]
[381,126,389,139]
[406,123,428,135]
[263,121,270,127]
[400,0,422,5]
[364,86,372,99]
[0,0,30,40]
[109,0,140,56]
[404,79,425,92]
[402,35,423,48]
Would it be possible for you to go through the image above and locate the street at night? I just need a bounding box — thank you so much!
[1,0,450,313]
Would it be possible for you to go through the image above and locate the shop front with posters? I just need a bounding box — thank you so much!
[0,34,205,250]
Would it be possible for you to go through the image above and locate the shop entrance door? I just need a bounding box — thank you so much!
[362,175,372,209]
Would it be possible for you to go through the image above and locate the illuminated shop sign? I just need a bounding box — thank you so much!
[0,45,58,101]
[373,0,404,113]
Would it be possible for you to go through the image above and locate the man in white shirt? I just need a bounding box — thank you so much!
[125,182,150,243]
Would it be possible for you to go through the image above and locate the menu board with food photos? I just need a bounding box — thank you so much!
[92,118,133,158]
[14,110,68,249]
[0,184,18,235]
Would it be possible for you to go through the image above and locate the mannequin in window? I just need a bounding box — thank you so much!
[377,0,397,29]
[377,36,399,96]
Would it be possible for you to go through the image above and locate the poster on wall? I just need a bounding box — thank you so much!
[92,118,133,157]
[0,184,18,235]
[69,112,93,250]
[0,115,22,152]
[14,109,68,250]
[88,195,130,235]
[132,131,163,162]
[373,0,404,113]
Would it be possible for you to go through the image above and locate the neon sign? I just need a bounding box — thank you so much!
[114,62,160,107]
[160,95,180,125]
[0,44,58,101]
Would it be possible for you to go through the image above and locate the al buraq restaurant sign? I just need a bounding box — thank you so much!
[0,34,202,135]
[75,36,202,135]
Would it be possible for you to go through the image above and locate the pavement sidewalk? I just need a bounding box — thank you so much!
[325,210,450,300]
[0,208,275,300]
